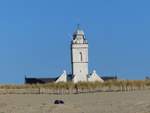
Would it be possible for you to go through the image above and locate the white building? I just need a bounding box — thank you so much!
[56,27,104,83]
[25,26,104,84]
[71,28,89,83]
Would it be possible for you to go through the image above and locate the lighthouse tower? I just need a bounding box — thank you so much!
[71,26,88,83]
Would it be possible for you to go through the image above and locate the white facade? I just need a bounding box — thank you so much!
[88,70,104,82]
[55,70,67,83]
[71,28,89,83]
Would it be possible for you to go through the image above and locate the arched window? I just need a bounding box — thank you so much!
[80,52,83,61]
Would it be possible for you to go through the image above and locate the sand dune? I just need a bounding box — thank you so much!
[0,90,150,113]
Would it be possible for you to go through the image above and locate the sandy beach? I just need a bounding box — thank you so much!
[0,90,150,113]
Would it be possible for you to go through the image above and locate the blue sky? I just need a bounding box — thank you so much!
[0,0,150,83]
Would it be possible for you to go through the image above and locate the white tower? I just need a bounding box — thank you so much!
[71,26,88,83]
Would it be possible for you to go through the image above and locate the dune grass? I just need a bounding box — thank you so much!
[0,80,150,94]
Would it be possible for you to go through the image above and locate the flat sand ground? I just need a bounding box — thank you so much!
[0,90,150,113]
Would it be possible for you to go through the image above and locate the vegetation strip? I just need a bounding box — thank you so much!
[0,80,150,94]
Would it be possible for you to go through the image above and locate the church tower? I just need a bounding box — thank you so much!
[71,26,88,83]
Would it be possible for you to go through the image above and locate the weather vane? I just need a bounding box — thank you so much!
[77,24,81,30]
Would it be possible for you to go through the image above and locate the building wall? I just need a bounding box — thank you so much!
[55,71,67,83]
[72,63,88,83]
[71,32,89,83]
[88,71,104,82]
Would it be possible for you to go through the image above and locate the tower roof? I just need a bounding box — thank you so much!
[73,24,84,36]
[72,25,87,44]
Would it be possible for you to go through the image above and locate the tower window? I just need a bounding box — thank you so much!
[80,52,83,61]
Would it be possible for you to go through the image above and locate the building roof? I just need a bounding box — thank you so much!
[25,77,59,84]
[72,25,87,44]
[73,24,85,36]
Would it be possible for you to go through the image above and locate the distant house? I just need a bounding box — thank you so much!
[25,71,73,84]
[145,76,150,80]
[25,75,117,84]
[25,77,58,84]
[101,76,118,81]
